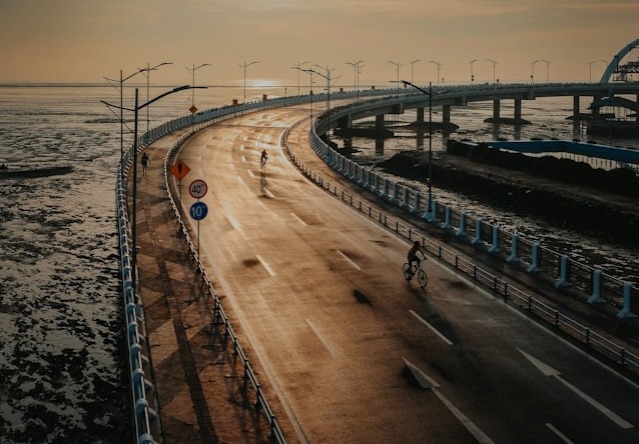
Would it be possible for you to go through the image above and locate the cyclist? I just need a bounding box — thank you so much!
[407,241,425,279]
[260,149,268,167]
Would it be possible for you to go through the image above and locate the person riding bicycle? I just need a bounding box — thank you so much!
[260,149,268,166]
[407,241,425,278]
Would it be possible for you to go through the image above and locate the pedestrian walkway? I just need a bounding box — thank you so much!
[129,132,275,444]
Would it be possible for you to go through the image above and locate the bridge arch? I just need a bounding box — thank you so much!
[599,38,639,83]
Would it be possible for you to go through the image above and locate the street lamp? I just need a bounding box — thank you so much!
[104,62,172,166]
[428,60,442,85]
[487,59,498,84]
[409,59,421,85]
[101,84,206,298]
[186,63,210,112]
[295,67,315,117]
[589,59,607,83]
[531,59,543,84]
[470,59,478,84]
[291,61,309,95]
[239,61,259,103]
[310,64,340,122]
[387,61,402,91]
[346,60,364,101]
[138,62,173,141]
[391,80,446,217]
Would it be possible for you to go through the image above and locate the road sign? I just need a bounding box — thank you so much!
[189,179,208,199]
[189,105,198,114]
[170,160,191,181]
[189,202,208,221]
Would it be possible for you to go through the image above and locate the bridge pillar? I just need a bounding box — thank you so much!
[514,99,522,122]
[416,107,425,124]
[443,105,451,128]
[493,99,501,120]
[573,96,580,118]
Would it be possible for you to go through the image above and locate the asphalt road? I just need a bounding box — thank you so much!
[171,105,639,444]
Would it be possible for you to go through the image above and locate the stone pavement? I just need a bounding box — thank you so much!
[129,131,277,444]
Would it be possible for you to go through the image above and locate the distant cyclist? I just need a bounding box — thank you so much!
[141,153,150,175]
[407,241,425,277]
[260,150,268,167]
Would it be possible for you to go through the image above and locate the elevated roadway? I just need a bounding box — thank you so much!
[135,101,639,443]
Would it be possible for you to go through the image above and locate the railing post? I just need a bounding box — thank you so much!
[411,192,420,214]
[488,225,501,253]
[617,282,637,319]
[423,199,437,222]
[456,212,467,237]
[507,233,519,263]
[400,186,409,208]
[588,269,604,304]
[555,255,571,288]
[526,242,541,273]
[441,206,452,230]
[471,219,482,245]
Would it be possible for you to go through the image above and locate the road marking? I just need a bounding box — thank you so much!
[241,155,247,162]
[336,250,362,270]
[409,310,453,345]
[262,187,275,198]
[545,423,575,444]
[247,169,255,178]
[403,358,496,444]
[256,255,275,276]
[306,319,337,357]
[519,348,634,429]
[290,212,307,226]
[240,144,245,150]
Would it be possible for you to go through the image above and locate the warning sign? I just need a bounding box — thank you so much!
[170,160,191,181]
[189,105,198,114]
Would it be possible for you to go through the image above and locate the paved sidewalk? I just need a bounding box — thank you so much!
[129,132,274,444]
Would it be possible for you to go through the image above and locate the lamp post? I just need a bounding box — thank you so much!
[291,61,309,95]
[140,62,172,139]
[470,59,477,84]
[531,59,542,84]
[346,60,364,101]
[392,80,446,216]
[428,60,442,85]
[104,62,172,167]
[101,84,206,298]
[186,63,210,112]
[487,59,498,84]
[387,61,402,91]
[295,67,315,117]
[409,59,421,85]
[310,65,340,127]
[589,59,607,83]
[239,61,259,103]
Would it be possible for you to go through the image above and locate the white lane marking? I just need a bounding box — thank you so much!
[247,169,255,178]
[336,250,362,270]
[519,349,634,429]
[306,319,337,357]
[545,423,575,444]
[263,187,275,198]
[409,310,453,345]
[256,255,275,276]
[402,358,496,444]
[241,155,247,162]
[290,212,307,226]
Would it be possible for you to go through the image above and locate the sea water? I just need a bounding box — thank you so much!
[1,84,637,443]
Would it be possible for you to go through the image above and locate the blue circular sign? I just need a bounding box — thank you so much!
[189,202,208,221]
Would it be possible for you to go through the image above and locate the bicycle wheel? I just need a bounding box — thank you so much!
[402,263,412,281]
[417,268,428,288]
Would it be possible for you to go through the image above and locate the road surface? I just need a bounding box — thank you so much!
[165,104,639,444]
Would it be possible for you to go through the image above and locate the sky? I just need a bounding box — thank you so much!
[1,0,638,86]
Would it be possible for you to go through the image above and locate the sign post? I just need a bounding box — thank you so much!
[188,179,208,255]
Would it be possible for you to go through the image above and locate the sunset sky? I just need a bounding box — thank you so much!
[1,0,637,86]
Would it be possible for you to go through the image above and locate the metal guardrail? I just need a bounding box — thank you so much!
[281,123,639,379]
[116,83,638,442]
[309,101,638,319]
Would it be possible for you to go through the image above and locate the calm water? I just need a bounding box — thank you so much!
[0,84,637,443]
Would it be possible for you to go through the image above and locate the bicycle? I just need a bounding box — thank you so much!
[403,261,428,288]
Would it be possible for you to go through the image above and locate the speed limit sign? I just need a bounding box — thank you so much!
[188,179,208,199]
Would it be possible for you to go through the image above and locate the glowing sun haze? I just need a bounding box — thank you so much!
[0,0,636,85]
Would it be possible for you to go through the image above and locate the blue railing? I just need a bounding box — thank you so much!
[307,101,638,319]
